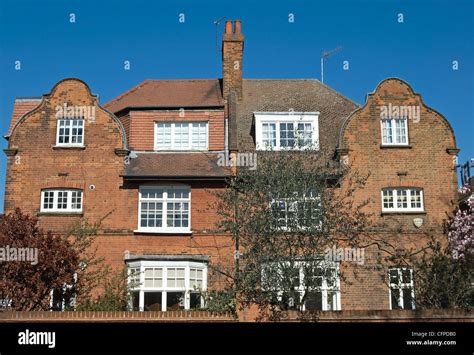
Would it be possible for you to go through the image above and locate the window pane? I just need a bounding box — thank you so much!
[262,123,276,149]
[173,123,190,149]
[305,291,323,311]
[156,123,172,149]
[191,122,207,149]
[402,288,414,309]
[144,292,162,311]
[395,119,407,144]
[391,288,401,309]
[166,292,185,311]
[297,123,312,148]
[383,190,394,209]
[402,269,412,284]
[279,122,295,148]
[396,189,407,209]
[381,119,393,144]
[410,190,422,209]
[190,293,201,309]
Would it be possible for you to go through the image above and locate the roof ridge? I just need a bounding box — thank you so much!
[104,80,151,108]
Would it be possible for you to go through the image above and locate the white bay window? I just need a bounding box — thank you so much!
[127,260,207,311]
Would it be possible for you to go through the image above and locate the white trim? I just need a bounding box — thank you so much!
[381,188,424,212]
[154,121,209,151]
[127,260,207,311]
[137,185,191,233]
[380,117,409,146]
[388,268,415,310]
[56,118,85,147]
[40,189,83,213]
[254,112,319,151]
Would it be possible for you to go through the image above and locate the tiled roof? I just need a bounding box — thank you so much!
[104,79,224,114]
[123,152,231,179]
[7,98,42,136]
[233,79,360,155]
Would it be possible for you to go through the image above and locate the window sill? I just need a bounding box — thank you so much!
[52,145,86,150]
[133,229,193,236]
[381,211,426,216]
[380,144,412,149]
[37,212,84,217]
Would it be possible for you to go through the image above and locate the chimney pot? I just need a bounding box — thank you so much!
[225,20,232,34]
[234,20,241,34]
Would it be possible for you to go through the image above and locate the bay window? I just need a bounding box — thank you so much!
[127,260,207,311]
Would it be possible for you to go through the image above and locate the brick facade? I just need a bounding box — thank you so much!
[3,22,460,316]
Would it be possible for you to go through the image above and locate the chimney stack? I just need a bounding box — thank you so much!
[222,20,244,100]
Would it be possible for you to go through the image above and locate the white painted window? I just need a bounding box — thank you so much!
[271,190,322,230]
[138,186,191,233]
[41,189,83,213]
[56,119,84,146]
[127,261,207,311]
[381,188,424,212]
[381,118,408,145]
[389,268,415,310]
[254,112,319,151]
[154,122,208,150]
[262,261,340,311]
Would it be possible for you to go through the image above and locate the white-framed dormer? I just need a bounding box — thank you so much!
[254,112,320,151]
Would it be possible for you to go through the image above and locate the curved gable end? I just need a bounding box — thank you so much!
[338,78,458,152]
[8,78,128,150]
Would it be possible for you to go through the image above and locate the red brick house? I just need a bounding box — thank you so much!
[3,20,459,313]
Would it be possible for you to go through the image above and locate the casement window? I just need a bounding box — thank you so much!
[381,188,424,212]
[138,186,191,233]
[389,268,415,310]
[271,190,322,230]
[262,261,340,311]
[56,119,84,146]
[40,189,83,213]
[50,273,77,311]
[155,122,208,150]
[254,112,319,151]
[381,118,408,145]
[127,261,207,311]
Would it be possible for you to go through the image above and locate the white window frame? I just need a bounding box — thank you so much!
[271,190,322,231]
[40,189,83,213]
[381,188,424,212]
[380,118,409,146]
[154,121,209,151]
[262,261,341,311]
[389,268,415,310]
[56,118,85,147]
[127,260,207,312]
[137,185,191,233]
[254,112,320,151]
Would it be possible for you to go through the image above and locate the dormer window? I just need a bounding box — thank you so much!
[56,119,84,146]
[254,112,319,151]
[381,118,408,145]
[154,122,208,150]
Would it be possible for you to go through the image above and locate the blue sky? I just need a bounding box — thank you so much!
[0,0,473,211]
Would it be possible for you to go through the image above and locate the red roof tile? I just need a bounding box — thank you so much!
[7,98,42,137]
[104,79,224,114]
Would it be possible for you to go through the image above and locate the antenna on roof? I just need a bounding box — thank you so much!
[320,46,342,84]
[214,16,226,51]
